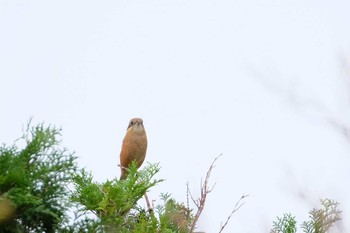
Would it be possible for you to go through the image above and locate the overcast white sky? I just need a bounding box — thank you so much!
[1,1,350,232]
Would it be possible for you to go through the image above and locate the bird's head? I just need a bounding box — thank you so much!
[127,118,145,132]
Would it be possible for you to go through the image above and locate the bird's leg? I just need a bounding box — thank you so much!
[144,193,153,213]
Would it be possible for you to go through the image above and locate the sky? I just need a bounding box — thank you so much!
[1,0,350,232]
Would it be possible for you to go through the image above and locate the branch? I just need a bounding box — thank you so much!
[251,66,350,142]
[218,194,249,233]
[187,182,198,208]
[189,154,221,232]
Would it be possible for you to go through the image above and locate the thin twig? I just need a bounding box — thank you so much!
[251,65,350,143]
[218,194,249,233]
[187,182,198,208]
[189,154,222,232]
[327,117,350,141]
[186,182,190,212]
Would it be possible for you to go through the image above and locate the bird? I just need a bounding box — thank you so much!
[119,118,148,180]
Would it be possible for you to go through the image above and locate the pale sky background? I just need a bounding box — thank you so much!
[1,1,350,232]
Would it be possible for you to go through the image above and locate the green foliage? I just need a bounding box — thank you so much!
[271,199,341,233]
[70,162,162,231]
[157,193,194,233]
[1,121,343,233]
[69,162,194,232]
[271,213,297,233]
[0,122,77,232]
[301,199,341,233]
[0,121,196,233]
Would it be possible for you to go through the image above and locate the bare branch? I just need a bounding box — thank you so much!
[251,66,350,143]
[187,182,199,208]
[218,194,249,233]
[189,154,222,232]
[327,117,350,141]
[339,55,350,106]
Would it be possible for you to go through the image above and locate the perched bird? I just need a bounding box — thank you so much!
[119,118,148,180]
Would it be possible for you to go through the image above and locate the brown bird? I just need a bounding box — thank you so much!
[119,118,148,180]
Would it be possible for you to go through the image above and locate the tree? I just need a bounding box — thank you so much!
[271,199,341,233]
[0,121,343,232]
[0,122,76,232]
[0,121,244,232]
